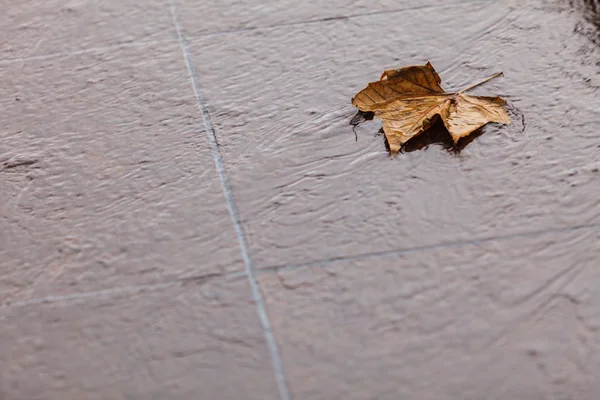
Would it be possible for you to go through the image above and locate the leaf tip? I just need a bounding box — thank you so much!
[425,61,442,84]
[389,142,401,157]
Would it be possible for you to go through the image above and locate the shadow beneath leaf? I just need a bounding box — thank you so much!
[398,118,484,154]
[351,111,483,154]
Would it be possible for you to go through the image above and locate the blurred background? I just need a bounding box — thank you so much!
[1,0,600,399]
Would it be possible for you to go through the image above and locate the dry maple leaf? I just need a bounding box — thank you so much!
[351,62,510,156]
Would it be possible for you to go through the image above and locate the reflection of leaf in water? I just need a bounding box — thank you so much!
[351,62,510,156]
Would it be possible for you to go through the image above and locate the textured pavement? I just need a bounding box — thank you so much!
[2,0,600,399]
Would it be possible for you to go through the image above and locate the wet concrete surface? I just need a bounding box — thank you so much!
[1,0,600,399]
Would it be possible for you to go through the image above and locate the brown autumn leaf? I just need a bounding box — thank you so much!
[351,62,510,155]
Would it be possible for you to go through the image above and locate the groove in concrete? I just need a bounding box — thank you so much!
[168,1,292,399]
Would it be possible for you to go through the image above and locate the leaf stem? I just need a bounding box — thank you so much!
[458,72,503,94]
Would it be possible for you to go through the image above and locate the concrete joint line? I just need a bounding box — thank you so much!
[0,272,244,309]
[4,223,597,309]
[167,2,292,400]
[2,281,183,308]
[261,223,600,274]
[0,0,492,66]
[0,39,175,66]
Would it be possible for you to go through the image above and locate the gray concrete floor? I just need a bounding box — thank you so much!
[2,0,600,399]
